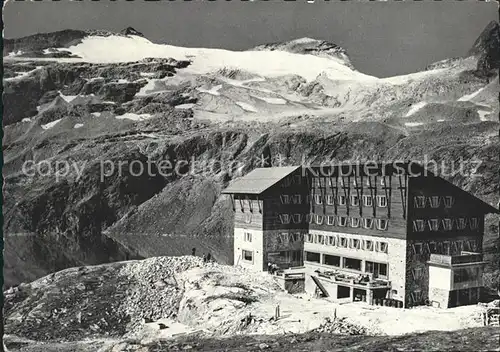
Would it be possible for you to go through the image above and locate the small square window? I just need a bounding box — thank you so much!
[326,195,335,205]
[326,215,335,225]
[413,219,425,232]
[315,195,323,205]
[376,219,388,230]
[470,218,479,230]
[377,195,387,208]
[428,219,440,231]
[338,195,346,206]
[340,237,348,248]
[242,250,253,262]
[350,217,360,228]
[328,236,336,246]
[244,232,252,242]
[443,196,454,208]
[363,195,373,207]
[315,215,324,225]
[351,195,359,206]
[338,216,347,227]
[363,218,373,229]
[363,240,373,251]
[414,196,426,208]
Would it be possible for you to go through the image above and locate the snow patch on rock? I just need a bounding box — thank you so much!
[251,95,287,105]
[235,102,258,112]
[115,112,152,121]
[458,87,486,102]
[41,119,62,130]
[405,102,427,117]
[197,85,223,96]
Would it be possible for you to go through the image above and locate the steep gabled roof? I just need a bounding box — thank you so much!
[222,166,300,195]
[433,176,499,214]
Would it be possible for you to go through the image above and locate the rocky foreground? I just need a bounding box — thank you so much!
[4,256,498,351]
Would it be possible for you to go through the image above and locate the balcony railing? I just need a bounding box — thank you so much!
[429,252,483,266]
[317,270,391,288]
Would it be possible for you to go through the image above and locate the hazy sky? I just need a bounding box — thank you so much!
[3,0,497,77]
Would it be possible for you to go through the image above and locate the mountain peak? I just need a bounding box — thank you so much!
[468,20,499,75]
[468,20,499,56]
[120,27,144,37]
[250,37,355,69]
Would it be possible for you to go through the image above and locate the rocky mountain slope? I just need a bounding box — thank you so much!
[2,24,499,293]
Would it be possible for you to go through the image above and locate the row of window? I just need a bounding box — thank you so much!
[411,239,479,256]
[414,196,454,209]
[305,251,388,278]
[313,194,387,207]
[279,194,388,207]
[312,177,390,188]
[305,234,389,253]
[278,213,389,230]
[412,217,478,232]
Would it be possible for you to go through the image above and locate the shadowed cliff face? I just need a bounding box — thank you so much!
[2,25,499,290]
[468,20,500,76]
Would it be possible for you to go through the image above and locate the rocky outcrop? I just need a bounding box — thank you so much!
[468,21,500,77]
[251,37,355,69]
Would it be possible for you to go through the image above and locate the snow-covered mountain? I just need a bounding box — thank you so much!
[2,24,498,293]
